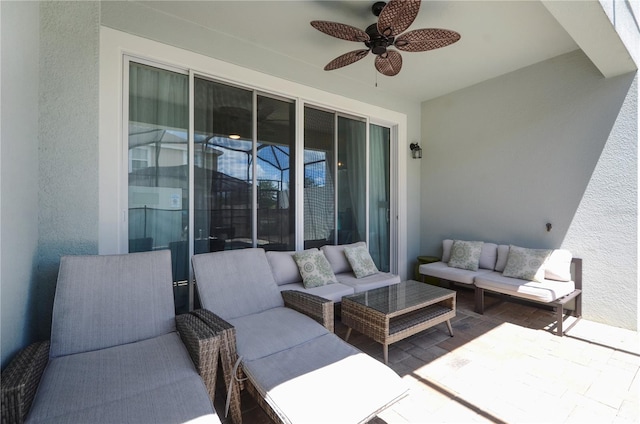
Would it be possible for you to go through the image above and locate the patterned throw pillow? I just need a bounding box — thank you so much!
[502,245,552,282]
[344,245,379,278]
[447,240,484,271]
[293,249,337,288]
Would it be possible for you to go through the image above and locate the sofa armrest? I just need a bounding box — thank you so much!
[281,290,334,333]
[176,313,221,402]
[1,341,50,424]
[190,309,242,424]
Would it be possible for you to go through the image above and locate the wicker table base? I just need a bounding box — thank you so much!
[342,280,456,364]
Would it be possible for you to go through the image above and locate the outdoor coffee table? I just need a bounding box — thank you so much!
[342,280,456,364]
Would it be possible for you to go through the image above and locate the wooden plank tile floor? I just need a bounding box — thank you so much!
[215,287,639,423]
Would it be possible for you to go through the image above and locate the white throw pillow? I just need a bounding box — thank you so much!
[502,245,551,282]
[448,240,484,271]
[344,245,378,278]
[545,249,573,281]
[442,239,454,262]
[293,249,337,288]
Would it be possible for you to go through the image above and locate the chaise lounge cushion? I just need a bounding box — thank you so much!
[27,333,216,424]
[195,248,284,320]
[50,252,177,358]
[227,307,328,361]
[474,271,576,303]
[242,332,408,424]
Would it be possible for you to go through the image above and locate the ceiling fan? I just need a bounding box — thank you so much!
[311,0,460,76]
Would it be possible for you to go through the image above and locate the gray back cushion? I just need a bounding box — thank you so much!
[321,242,366,274]
[50,250,176,358]
[265,251,302,286]
[192,248,284,320]
[479,243,498,270]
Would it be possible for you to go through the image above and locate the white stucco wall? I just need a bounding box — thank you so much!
[1,0,40,368]
[34,1,100,340]
[421,50,637,330]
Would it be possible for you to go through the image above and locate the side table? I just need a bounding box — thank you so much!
[414,255,440,285]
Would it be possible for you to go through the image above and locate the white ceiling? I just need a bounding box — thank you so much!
[130,1,625,103]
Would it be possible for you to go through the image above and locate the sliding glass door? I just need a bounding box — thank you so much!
[127,60,394,311]
[369,124,391,271]
[127,62,190,312]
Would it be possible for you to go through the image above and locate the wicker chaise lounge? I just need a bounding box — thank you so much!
[191,248,409,424]
[1,250,221,424]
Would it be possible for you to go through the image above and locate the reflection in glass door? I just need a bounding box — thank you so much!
[369,124,391,271]
[337,116,367,245]
[303,107,335,249]
[127,62,190,313]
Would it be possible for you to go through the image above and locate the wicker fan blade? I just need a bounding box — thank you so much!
[394,28,461,52]
[324,49,370,71]
[310,21,370,42]
[374,50,403,76]
[377,0,421,37]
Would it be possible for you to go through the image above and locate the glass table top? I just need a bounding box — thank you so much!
[342,280,455,315]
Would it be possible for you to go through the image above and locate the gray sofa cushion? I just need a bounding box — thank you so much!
[50,251,176,358]
[193,248,284,320]
[474,271,576,303]
[419,261,493,285]
[336,271,401,293]
[276,282,355,303]
[27,333,218,424]
[495,244,511,272]
[265,251,302,286]
[321,241,366,274]
[228,307,328,361]
[242,332,408,424]
[479,242,498,270]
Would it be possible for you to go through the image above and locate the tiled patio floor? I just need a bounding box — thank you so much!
[215,287,639,423]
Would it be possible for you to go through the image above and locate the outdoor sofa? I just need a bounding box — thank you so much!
[265,241,401,302]
[192,247,408,424]
[1,250,221,424]
[419,239,582,335]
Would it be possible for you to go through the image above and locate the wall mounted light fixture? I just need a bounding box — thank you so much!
[410,142,423,159]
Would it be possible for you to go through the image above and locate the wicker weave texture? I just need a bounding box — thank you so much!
[342,281,456,363]
[176,313,221,402]
[191,309,243,424]
[281,290,334,333]
[1,341,50,424]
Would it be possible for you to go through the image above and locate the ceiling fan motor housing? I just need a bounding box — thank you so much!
[365,23,394,55]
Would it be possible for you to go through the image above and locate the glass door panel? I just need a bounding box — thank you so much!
[337,116,367,244]
[128,62,189,312]
[369,124,391,271]
[257,96,295,251]
[194,78,253,251]
[303,107,335,249]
